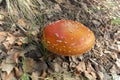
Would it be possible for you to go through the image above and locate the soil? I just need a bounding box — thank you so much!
[0,0,120,80]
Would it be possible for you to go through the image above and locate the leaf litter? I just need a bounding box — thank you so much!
[0,0,120,80]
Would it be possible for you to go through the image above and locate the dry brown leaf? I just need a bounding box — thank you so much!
[86,62,95,73]
[1,71,16,80]
[54,0,67,4]
[0,32,7,42]
[0,60,15,74]
[15,37,28,46]
[14,67,23,79]
[84,71,96,80]
[31,71,39,80]
[115,59,120,69]
[34,61,48,75]
[6,32,16,44]
[0,49,20,75]
[1,32,16,50]
[23,58,35,73]
[110,65,119,74]
[75,61,86,72]
[18,18,26,27]
[53,63,62,72]
[13,52,20,63]
[85,62,97,80]
[97,71,104,80]
[41,70,47,79]
[0,14,4,20]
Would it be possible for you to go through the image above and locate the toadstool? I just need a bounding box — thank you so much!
[42,20,95,56]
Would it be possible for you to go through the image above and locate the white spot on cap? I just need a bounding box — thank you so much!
[81,38,85,41]
[73,49,76,51]
[56,40,62,43]
[63,49,66,51]
[88,34,90,37]
[53,44,58,46]
[64,41,68,44]
[70,43,76,46]
[88,29,91,32]
[47,41,50,44]
[59,49,62,51]
[71,38,74,40]
[54,33,59,37]
[68,51,71,53]
[63,46,65,48]
[61,36,64,39]
[52,46,54,48]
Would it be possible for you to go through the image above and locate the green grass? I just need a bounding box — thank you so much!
[19,73,30,80]
[111,17,120,25]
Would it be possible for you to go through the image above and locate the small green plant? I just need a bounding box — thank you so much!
[20,73,30,80]
[105,2,115,7]
[111,17,120,25]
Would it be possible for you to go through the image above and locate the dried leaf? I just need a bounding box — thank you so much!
[85,62,96,80]
[0,60,15,74]
[116,59,120,68]
[23,58,35,73]
[13,52,20,63]
[1,32,16,50]
[110,65,120,74]
[1,71,16,80]
[0,14,5,20]
[6,32,16,44]
[84,71,95,80]
[14,67,23,79]
[41,70,47,79]
[15,37,28,46]
[18,18,26,27]
[75,61,86,72]
[0,32,7,43]
[31,71,39,80]
[97,71,104,80]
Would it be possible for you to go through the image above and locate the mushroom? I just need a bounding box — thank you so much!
[42,20,95,56]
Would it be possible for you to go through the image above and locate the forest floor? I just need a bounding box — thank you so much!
[0,0,120,80]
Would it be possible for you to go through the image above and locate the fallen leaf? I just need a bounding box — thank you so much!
[116,59,120,68]
[13,52,20,63]
[23,58,35,73]
[1,32,16,50]
[14,67,23,79]
[75,61,86,72]
[41,70,47,79]
[85,62,96,80]
[97,71,104,80]
[1,71,16,80]
[34,61,48,73]
[0,14,5,20]
[0,60,15,74]
[0,32,7,43]
[84,71,95,80]
[18,18,26,27]
[0,49,18,74]
[15,37,28,46]
[31,71,39,80]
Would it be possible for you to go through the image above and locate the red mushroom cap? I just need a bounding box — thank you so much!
[42,20,95,56]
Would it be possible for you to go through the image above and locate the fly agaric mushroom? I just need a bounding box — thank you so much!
[42,20,95,56]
